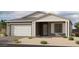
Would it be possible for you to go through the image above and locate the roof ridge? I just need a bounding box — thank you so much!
[21,11,47,19]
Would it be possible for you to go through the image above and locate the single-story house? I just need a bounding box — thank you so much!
[6,11,72,37]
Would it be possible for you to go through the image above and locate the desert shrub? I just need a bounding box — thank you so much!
[14,39,18,41]
[14,39,21,43]
[69,37,74,40]
[4,33,8,36]
[16,40,21,43]
[40,41,48,44]
[63,36,67,38]
[75,41,79,44]
[28,37,32,39]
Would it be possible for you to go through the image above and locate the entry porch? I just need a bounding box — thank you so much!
[36,22,67,37]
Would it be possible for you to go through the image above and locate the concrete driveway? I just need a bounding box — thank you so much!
[0,37,13,44]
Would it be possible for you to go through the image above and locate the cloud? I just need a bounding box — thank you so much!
[55,11,79,29]
[10,11,34,18]
[0,11,34,20]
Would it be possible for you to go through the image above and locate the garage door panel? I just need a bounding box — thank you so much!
[11,25,31,36]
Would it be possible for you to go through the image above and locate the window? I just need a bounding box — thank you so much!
[54,23,62,33]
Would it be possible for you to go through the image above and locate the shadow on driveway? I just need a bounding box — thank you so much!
[0,37,13,44]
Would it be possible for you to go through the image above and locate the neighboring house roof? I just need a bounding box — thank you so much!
[6,11,72,23]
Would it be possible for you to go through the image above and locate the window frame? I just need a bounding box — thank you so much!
[54,23,62,33]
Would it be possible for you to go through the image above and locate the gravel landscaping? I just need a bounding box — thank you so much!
[18,37,79,47]
[0,37,79,47]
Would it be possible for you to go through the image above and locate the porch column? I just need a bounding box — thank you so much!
[32,21,36,37]
[65,21,69,37]
[67,21,70,37]
[65,21,68,37]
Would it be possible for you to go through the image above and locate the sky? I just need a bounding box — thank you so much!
[0,11,79,29]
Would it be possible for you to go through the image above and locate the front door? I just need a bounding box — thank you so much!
[43,24,48,36]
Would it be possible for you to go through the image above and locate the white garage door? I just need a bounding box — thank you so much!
[11,25,31,36]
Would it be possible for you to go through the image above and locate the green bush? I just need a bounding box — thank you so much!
[69,37,74,41]
[40,41,48,44]
[75,41,79,44]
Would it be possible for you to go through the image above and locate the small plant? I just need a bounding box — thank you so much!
[69,37,74,41]
[75,41,79,44]
[14,39,21,43]
[63,36,67,38]
[28,37,32,39]
[40,41,48,44]
[4,33,8,36]
[14,39,18,41]
[16,40,21,43]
